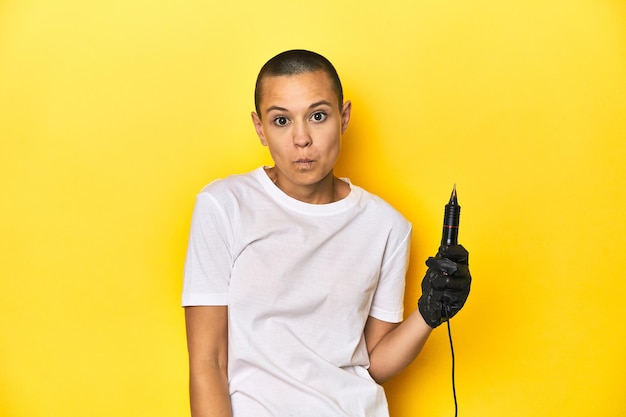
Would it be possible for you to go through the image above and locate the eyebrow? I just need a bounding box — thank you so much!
[264,100,333,115]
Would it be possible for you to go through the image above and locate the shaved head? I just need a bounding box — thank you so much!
[254,50,344,117]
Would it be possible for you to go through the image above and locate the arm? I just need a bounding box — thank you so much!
[185,306,232,417]
[364,311,432,384]
[366,245,472,384]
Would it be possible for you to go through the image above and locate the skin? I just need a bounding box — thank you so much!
[186,70,433,417]
[186,306,230,417]
[251,70,351,204]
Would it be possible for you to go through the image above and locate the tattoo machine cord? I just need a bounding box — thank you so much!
[444,304,458,417]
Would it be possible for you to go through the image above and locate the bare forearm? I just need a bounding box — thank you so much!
[189,366,232,417]
[186,306,231,417]
[367,310,433,383]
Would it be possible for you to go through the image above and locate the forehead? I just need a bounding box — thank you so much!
[258,71,338,110]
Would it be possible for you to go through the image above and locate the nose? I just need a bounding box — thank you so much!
[293,122,312,148]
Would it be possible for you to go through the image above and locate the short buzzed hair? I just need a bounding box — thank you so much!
[254,49,344,117]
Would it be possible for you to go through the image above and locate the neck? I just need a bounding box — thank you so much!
[265,167,342,204]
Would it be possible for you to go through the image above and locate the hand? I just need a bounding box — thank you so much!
[417,244,471,328]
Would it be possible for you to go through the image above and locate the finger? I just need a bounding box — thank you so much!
[437,244,469,265]
[429,272,471,291]
[425,257,458,275]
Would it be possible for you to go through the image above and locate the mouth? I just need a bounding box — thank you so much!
[294,158,315,169]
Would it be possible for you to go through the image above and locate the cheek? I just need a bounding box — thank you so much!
[320,129,342,153]
[265,136,290,158]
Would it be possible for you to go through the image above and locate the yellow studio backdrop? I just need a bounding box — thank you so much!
[1,0,625,416]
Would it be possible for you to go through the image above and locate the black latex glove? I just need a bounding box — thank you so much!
[418,244,471,328]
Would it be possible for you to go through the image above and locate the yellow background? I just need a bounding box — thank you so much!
[1,0,625,416]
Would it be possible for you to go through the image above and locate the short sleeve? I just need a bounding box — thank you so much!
[181,191,233,306]
[369,225,411,323]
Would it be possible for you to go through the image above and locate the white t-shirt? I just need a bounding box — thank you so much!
[182,167,412,417]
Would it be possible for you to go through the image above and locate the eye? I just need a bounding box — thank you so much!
[310,111,327,122]
[273,116,289,126]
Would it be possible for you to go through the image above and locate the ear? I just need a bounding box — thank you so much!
[340,100,352,135]
[251,112,267,146]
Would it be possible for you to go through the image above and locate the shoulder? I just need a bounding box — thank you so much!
[191,168,267,219]
[352,184,411,231]
[197,167,265,202]
[199,168,260,195]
